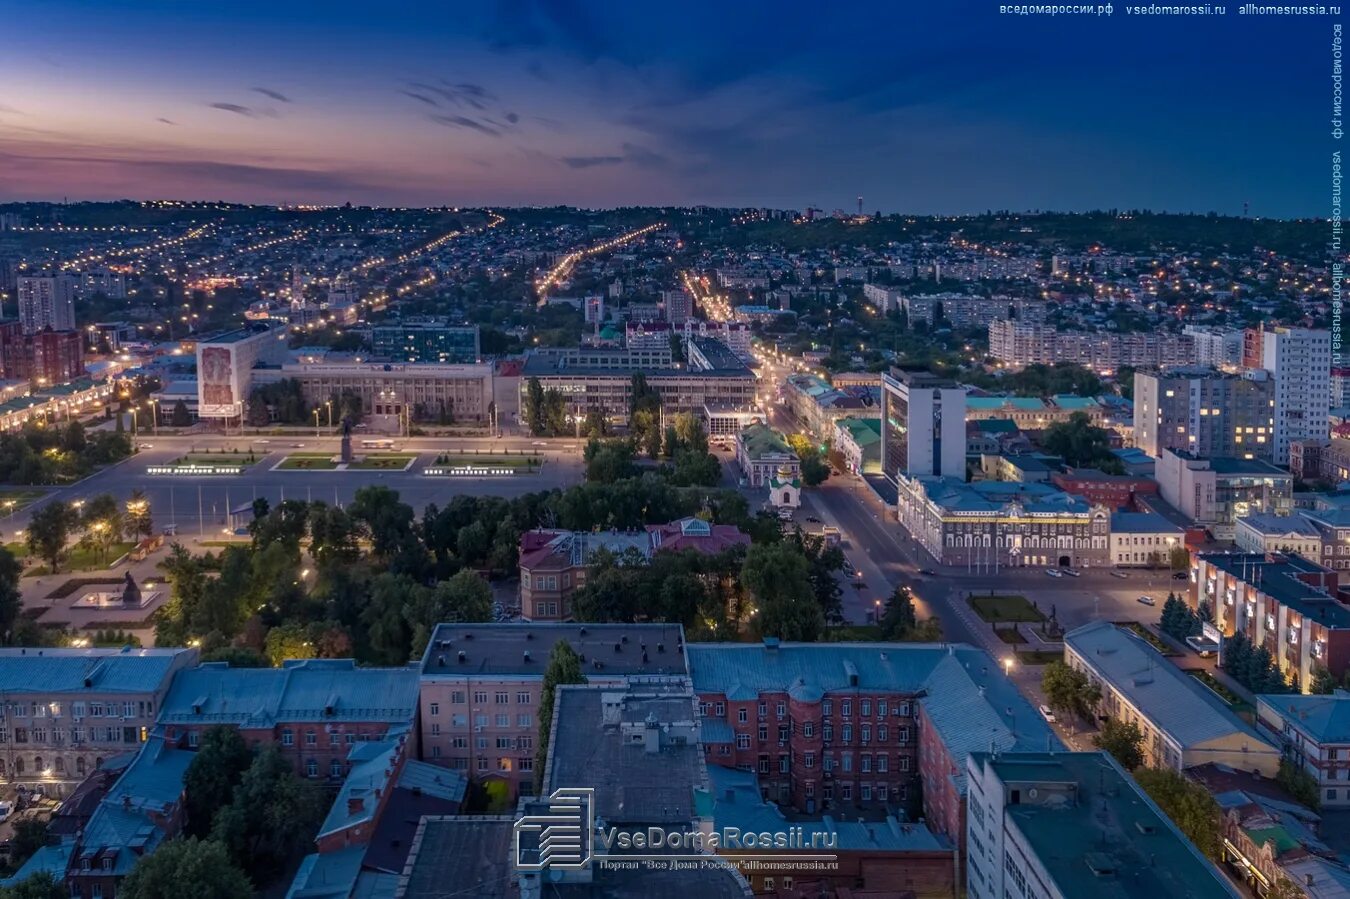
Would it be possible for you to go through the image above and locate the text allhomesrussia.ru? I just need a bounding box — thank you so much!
[598,826,837,851]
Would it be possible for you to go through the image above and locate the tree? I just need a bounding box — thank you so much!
[878,586,918,639]
[1040,660,1102,725]
[1169,545,1190,571]
[408,570,492,656]
[126,489,153,539]
[0,546,21,643]
[1276,757,1321,810]
[535,641,585,792]
[786,434,830,486]
[1311,664,1340,695]
[0,872,67,899]
[119,838,252,899]
[183,726,252,838]
[584,438,637,484]
[211,747,326,885]
[1133,767,1223,859]
[1093,718,1145,770]
[170,399,192,427]
[7,818,50,871]
[26,501,78,573]
[741,542,824,641]
[1041,411,1124,473]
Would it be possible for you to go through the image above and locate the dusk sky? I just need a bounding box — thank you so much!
[0,1,1328,215]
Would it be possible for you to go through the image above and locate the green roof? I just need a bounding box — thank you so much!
[738,423,794,460]
[836,417,881,447]
[1244,825,1300,855]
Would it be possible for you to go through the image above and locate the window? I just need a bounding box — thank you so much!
[779,754,789,774]
[473,691,487,704]
[776,703,786,718]
[841,784,852,801]
[431,724,441,737]
[307,760,318,778]
[861,785,872,801]
[495,715,509,727]
[877,755,888,773]
[878,725,888,742]
[429,702,440,716]
[898,726,911,744]
[823,724,833,742]
[822,701,832,717]
[763,878,774,892]
[842,725,852,743]
[305,731,317,746]
[899,756,911,772]
[187,730,199,749]
[495,692,509,704]
[520,757,534,771]
[778,725,789,742]
[331,760,343,778]
[898,702,911,717]
[861,754,872,773]
[714,702,725,717]
[517,714,532,728]
[861,700,871,716]
[842,754,853,773]
[738,709,748,723]
[842,701,851,717]
[281,729,294,747]
[517,692,530,704]
[861,724,871,744]
[804,752,815,769]
[803,722,814,737]
[124,702,136,718]
[72,702,85,718]
[758,703,767,718]
[736,734,751,749]
[877,701,887,717]
[451,691,466,704]
[758,725,768,741]
[758,755,770,774]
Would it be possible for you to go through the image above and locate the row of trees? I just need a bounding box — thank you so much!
[245,379,363,427]
[1158,594,1211,642]
[1221,631,1296,695]
[0,421,133,486]
[25,490,153,573]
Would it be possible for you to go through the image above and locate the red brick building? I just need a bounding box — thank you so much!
[27,329,85,385]
[156,659,419,782]
[1050,467,1158,511]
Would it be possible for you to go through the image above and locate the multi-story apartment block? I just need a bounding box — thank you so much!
[28,329,85,386]
[1262,326,1332,465]
[663,288,693,324]
[687,640,1057,889]
[861,282,903,314]
[783,373,879,440]
[894,476,1110,570]
[1133,367,1274,459]
[0,647,197,795]
[157,659,419,782]
[988,320,1195,373]
[1184,325,1246,370]
[1291,437,1350,483]
[881,369,967,483]
[965,751,1240,899]
[736,423,800,487]
[1256,692,1350,808]
[1064,621,1278,774]
[1155,449,1293,538]
[417,622,687,798]
[899,294,1046,329]
[16,275,76,334]
[1193,552,1350,693]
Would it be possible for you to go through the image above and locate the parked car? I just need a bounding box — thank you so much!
[805,515,821,523]
[1038,705,1056,723]
[1063,568,1081,577]
[0,800,13,822]
[1172,571,1189,580]
[918,568,937,577]
[1045,569,1063,578]
[1137,595,1156,606]
[1109,571,1129,579]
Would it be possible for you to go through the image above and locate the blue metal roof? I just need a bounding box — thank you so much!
[1258,693,1350,744]
[159,659,419,728]
[0,647,193,695]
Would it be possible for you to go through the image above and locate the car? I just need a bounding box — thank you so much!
[805,515,821,523]
[1172,571,1189,580]
[1063,568,1081,577]
[1038,705,1056,723]
[1109,570,1128,579]
[137,443,153,450]
[0,800,13,822]
[290,442,306,448]
[256,439,270,443]
[918,568,937,576]
[1137,595,1156,606]
[1045,568,1063,578]
[531,441,546,447]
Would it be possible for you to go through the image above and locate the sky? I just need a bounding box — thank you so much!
[0,0,1332,215]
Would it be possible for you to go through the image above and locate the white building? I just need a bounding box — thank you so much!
[195,323,290,420]
[17,275,76,334]
[1262,326,1332,466]
[1256,692,1350,808]
[1184,325,1245,370]
[1108,512,1185,567]
[1234,513,1324,559]
[880,369,967,483]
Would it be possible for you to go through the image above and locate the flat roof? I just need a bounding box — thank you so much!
[420,623,687,678]
[974,751,1239,899]
[1197,552,1350,628]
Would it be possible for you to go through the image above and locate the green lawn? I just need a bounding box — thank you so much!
[1187,670,1252,713]
[431,454,540,468]
[969,594,1045,623]
[995,626,1026,645]
[4,542,29,560]
[348,454,417,470]
[1015,650,1063,666]
[28,542,137,576]
[170,453,259,468]
[277,454,339,470]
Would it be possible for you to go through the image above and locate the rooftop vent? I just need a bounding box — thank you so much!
[523,650,532,663]
[457,651,466,663]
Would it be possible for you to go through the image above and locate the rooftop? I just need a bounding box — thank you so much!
[1237,513,1322,538]
[835,416,881,447]
[736,423,795,460]
[1110,512,1185,535]
[420,623,688,678]
[909,476,1094,516]
[159,659,419,728]
[973,751,1239,899]
[1065,621,1277,760]
[398,816,518,899]
[1257,691,1350,744]
[0,646,194,695]
[1197,552,1350,628]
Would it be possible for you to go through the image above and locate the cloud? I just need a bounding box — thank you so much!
[428,114,501,137]
[505,112,520,124]
[0,104,22,116]
[620,142,668,168]
[561,155,623,169]
[251,87,292,103]
[155,118,177,126]
[400,90,438,107]
[208,102,260,118]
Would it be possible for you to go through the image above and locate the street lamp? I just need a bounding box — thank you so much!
[324,400,333,428]
[313,408,321,438]
[1002,657,1014,677]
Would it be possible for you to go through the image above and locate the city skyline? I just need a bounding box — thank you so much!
[0,0,1329,216]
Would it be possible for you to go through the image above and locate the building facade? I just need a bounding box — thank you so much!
[1133,367,1274,460]
[1256,693,1350,808]
[16,275,76,335]
[369,322,480,364]
[196,323,290,420]
[880,369,967,484]
[1262,326,1332,466]
[736,423,800,487]
[267,360,494,426]
[1156,450,1293,538]
[28,329,85,386]
[988,320,1195,373]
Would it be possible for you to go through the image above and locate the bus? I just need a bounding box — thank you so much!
[361,439,396,450]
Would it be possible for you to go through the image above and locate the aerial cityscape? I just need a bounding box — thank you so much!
[0,3,1344,899]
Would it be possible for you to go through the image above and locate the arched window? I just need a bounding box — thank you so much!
[34,757,43,773]
[76,757,86,776]
[55,758,64,775]
[15,757,24,775]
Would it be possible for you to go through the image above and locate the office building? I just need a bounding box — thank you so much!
[17,275,76,334]
[583,294,605,325]
[1257,692,1350,808]
[1155,450,1293,538]
[369,322,480,364]
[157,659,419,781]
[965,751,1240,899]
[416,623,687,799]
[0,647,196,795]
[520,347,754,425]
[1184,325,1246,370]
[1291,437,1350,483]
[784,373,879,440]
[263,359,494,426]
[1193,552,1350,694]
[1133,367,1274,459]
[196,323,289,419]
[689,639,1058,885]
[1108,512,1186,567]
[880,369,967,483]
[1262,326,1332,465]
[1064,621,1279,775]
[894,476,1110,570]
[663,288,693,324]
[1234,513,1325,559]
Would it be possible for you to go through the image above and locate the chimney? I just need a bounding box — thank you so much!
[523,650,531,663]
[457,651,466,663]
[348,796,365,815]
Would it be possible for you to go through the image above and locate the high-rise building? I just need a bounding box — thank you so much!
[1133,367,1274,459]
[16,275,76,334]
[1262,326,1331,465]
[1183,325,1245,370]
[881,369,967,483]
[663,288,693,324]
[584,294,605,325]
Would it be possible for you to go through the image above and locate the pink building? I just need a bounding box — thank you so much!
[417,623,686,798]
